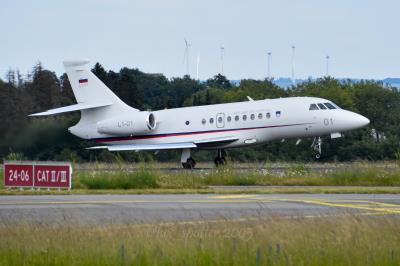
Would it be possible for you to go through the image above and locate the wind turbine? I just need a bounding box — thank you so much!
[291,45,295,85]
[196,54,200,80]
[183,38,191,76]
[267,52,272,79]
[220,46,225,75]
[325,55,330,76]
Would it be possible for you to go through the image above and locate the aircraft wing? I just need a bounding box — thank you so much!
[87,136,239,151]
[194,136,239,147]
[87,142,197,151]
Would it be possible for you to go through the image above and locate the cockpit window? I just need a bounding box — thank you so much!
[324,102,337,110]
[309,104,319,110]
[318,103,327,110]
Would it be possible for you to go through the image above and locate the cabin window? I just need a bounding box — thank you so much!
[276,111,281,118]
[218,117,223,123]
[324,102,337,109]
[185,120,190,125]
[209,118,214,124]
[201,118,206,125]
[227,116,232,122]
[318,103,327,110]
[243,114,247,121]
[250,114,255,120]
[309,104,319,110]
[258,113,263,119]
[235,115,239,121]
[266,112,271,119]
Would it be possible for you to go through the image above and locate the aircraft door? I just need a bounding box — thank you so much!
[216,113,225,128]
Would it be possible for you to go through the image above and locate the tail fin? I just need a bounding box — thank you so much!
[30,60,138,117]
[63,60,135,109]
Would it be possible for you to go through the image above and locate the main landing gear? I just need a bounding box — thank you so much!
[214,149,227,167]
[180,148,228,169]
[181,148,196,169]
[182,158,196,169]
[311,137,322,159]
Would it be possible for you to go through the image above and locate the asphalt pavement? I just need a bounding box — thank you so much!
[0,194,399,225]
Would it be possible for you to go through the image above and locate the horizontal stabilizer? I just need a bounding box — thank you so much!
[29,102,113,116]
[87,142,197,151]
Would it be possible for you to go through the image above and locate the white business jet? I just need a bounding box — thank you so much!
[30,61,370,168]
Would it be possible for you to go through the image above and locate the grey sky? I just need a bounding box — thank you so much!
[1,0,399,80]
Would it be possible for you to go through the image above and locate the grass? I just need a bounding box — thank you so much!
[74,168,159,189]
[200,166,400,187]
[0,215,399,265]
[2,162,400,193]
[72,164,400,189]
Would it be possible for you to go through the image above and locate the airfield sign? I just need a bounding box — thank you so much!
[4,161,72,190]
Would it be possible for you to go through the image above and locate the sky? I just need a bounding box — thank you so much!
[1,0,399,80]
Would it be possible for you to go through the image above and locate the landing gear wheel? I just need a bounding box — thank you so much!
[315,153,321,159]
[182,158,196,169]
[214,149,227,167]
[214,157,226,167]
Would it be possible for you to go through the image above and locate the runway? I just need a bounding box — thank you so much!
[0,194,399,225]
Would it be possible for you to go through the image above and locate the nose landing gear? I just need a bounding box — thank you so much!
[311,137,322,159]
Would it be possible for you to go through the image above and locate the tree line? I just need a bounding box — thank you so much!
[1,62,399,163]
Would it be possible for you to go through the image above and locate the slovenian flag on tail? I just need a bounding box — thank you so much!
[79,78,88,87]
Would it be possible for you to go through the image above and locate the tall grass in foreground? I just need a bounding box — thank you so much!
[72,166,400,189]
[74,167,159,189]
[0,215,399,265]
[2,164,400,190]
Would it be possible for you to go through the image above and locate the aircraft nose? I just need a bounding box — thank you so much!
[335,111,370,132]
[350,112,370,129]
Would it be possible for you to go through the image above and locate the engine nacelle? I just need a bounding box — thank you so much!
[97,112,156,135]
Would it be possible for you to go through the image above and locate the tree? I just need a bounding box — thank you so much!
[206,74,232,89]
[27,62,63,113]
[351,81,400,142]
[60,73,76,105]
[0,61,399,162]
[291,77,353,110]
[111,68,144,109]
[92,63,109,85]
[169,76,203,107]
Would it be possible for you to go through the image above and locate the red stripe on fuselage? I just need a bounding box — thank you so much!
[93,122,313,143]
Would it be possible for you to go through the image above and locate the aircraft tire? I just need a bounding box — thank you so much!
[214,157,226,167]
[182,158,196,169]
